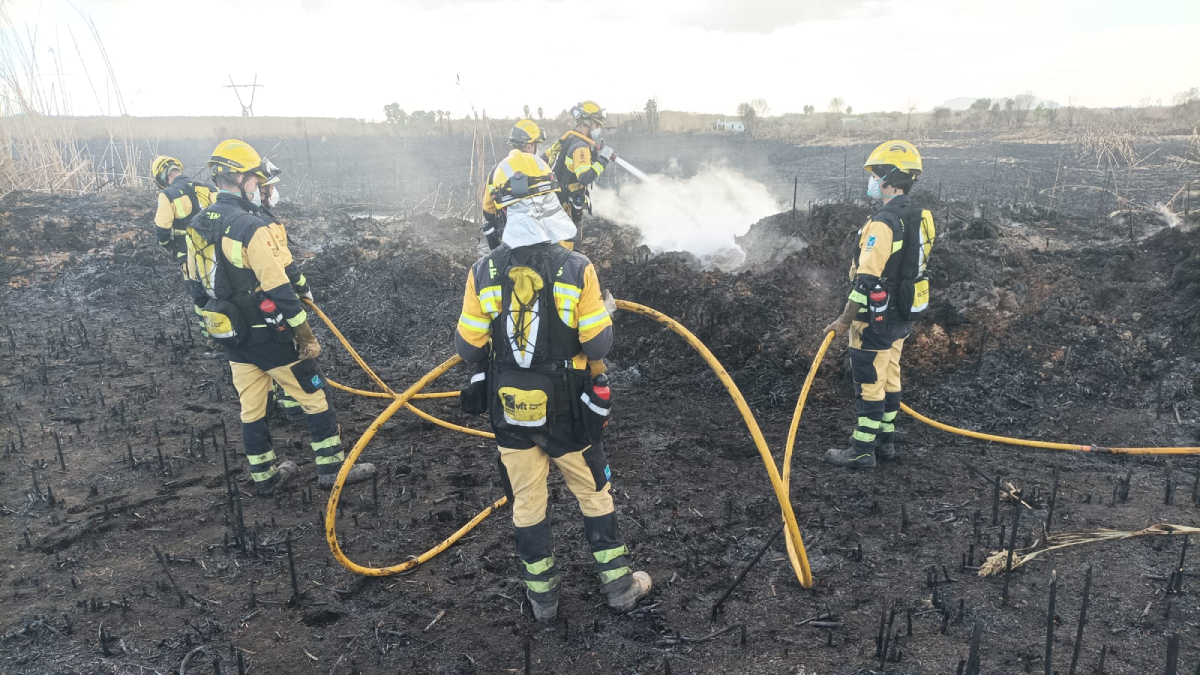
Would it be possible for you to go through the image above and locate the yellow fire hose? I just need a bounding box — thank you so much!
[309,297,1199,585]
[781,331,835,582]
[311,298,819,586]
[899,402,1200,455]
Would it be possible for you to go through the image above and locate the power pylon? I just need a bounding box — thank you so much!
[224,74,263,117]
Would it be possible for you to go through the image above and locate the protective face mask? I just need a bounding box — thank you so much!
[589,127,604,141]
[265,187,281,208]
[867,175,883,199]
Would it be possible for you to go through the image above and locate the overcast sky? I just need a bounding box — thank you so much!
[4,0,1197,119]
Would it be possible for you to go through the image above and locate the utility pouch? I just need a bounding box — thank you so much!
[200,298,250,347]
[492,369,556,433]
[460,360,490,415]
[290,359,326,394]
[576,379,613,443]
[848,347,880,384]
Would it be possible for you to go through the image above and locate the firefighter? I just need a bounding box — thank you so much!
[153,156,222,357]
[481,119,575,251]
[546,101,616,250]
[454,185,650,621]
[823,140,934,468]
[152,155,216,272]
[187,139,375,494]
[252,161,309,425]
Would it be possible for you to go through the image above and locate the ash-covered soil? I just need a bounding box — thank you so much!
[1,187,1199,674]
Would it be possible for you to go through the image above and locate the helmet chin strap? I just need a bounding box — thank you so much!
[236,174,255,202]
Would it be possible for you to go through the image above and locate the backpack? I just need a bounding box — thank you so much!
[895,208,937,319]
[185,214,251,346]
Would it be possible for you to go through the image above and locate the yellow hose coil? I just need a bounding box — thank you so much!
[313,299,816,587]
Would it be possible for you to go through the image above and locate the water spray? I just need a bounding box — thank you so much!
[611,156,706,225]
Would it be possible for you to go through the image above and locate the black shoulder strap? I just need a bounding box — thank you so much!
[182,182,201,220]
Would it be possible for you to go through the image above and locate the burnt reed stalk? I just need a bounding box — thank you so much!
[1003,500,1022,605]
[1067,564,1093,675]
[1045,571,1058,675]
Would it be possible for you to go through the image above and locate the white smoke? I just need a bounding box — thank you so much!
[1155,202,1182,229]
[592,163,781,270]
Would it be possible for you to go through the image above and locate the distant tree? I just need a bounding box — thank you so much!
[644,97,660,133]
[1013,93,1036,126]
[969,98,992,111]
[991,102,1001,112]
[523,104,531,118]
[384,102,407,124]
[751,98,770,117]
[537,106,544,120]
[906,101,918,131]
[932,107,952,129]
[803,105,815,115]
[827,97,845,114]
[1172,87,1199,106]
[845,106,853,115]
[737,101,758,136]
[1035,102,1058,124]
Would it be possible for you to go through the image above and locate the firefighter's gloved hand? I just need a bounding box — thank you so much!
[823,315,853,339]
[588,359,607,379]
[293,321,322,360]
[598,145,616,164]
[602,289,617,314]
[298,288,314,302]
[823,299,862,339]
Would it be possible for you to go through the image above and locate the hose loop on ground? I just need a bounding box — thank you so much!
[309,297,1198,585]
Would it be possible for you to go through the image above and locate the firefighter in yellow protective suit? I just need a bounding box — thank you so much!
[152,156,216,272]
[455,128,650,619]
[153,156,222,356]
[823,140,933,468]
[546,101,616,250]
[186,140,375,495]
[250,161,310,425]
[480,120,572,251]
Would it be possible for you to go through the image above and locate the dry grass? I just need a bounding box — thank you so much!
[978,523,1200,577]
[0,5,140,197]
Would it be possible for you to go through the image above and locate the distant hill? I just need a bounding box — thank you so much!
[937,95,1060,111]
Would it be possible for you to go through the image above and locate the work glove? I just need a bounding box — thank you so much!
[602,289,617,314]
[822,299,863,339]
[297,287,314,302]
[598,145,617,165]
[823,315,854,339]
[588,359,608,379]
[292,321,322,360]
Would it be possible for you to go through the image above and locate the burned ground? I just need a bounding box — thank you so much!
[2,186,1199,675]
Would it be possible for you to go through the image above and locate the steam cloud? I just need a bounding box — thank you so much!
[592,164,781,270]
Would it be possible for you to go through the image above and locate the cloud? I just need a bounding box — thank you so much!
[669,0,874,33]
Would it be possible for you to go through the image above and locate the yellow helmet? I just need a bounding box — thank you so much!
[508,119,545,147]
[864,140,922,178]
[151,155,183,188]
[571,100,606,126]
[208,139,268,181]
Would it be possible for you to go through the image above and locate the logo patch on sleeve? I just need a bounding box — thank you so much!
[865,235,877,250]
